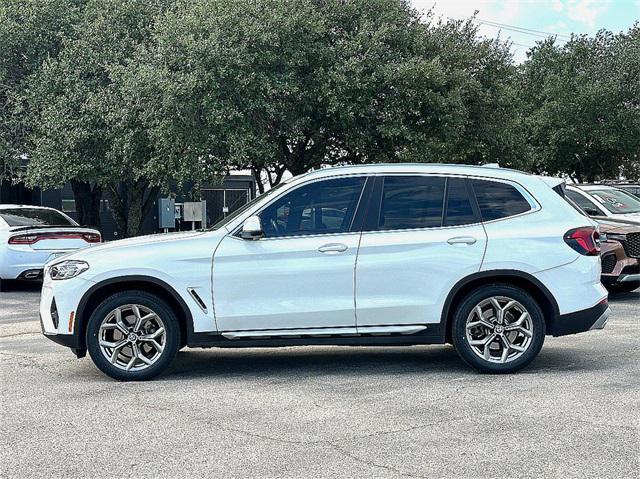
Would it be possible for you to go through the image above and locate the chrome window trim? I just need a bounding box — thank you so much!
[466,175,541,225]
[229,173,371,240]
[364,173,539,233]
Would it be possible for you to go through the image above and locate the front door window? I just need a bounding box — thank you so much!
[259,177,366,237]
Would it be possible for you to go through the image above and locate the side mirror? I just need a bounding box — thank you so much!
[240,215,263,240]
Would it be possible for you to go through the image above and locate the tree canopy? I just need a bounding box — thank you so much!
[0,1,638,237]
[131,0,522,192]
[520,25,640,181]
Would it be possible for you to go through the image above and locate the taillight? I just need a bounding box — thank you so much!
[8,234,37,245]
[8,232,102,244]
[564,227,600,256]
[82,233,101,243]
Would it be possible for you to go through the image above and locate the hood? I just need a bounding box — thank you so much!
[65,230,206,260]
[595,217,640,230]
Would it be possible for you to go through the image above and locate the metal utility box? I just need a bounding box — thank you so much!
[183,201,207,226]
[158,198,176,229]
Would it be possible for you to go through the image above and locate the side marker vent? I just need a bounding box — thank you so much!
[187,288,208,313]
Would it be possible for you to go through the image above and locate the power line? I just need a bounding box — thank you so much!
[511,42,536,49]
[475,18,572,40]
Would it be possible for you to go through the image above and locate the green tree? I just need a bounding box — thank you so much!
[519,25,640,181]
[0,0,89,197]
[132,0,520,192]
[26,0,195,236]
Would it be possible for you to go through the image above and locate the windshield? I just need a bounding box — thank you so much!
[210,183,286,230]
[588,188,640,214]
[0,208,75,227]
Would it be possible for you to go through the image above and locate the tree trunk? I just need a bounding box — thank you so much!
[103,180,160,238]
[70,180,102,230]
[251,165,265,194]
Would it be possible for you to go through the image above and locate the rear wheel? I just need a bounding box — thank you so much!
[452,284,545,374]
[86,291,180,381]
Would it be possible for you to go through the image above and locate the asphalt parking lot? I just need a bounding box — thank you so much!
[1,283,638,479]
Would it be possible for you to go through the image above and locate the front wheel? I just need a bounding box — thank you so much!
[86,291,180,381]
[452,284,545,374]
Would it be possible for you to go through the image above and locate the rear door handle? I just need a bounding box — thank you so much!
[447,236,477,245]
[318,243,348,254]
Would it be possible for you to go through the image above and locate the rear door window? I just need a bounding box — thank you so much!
[444,178,477,226]
[0,208,75,227]
[377,176,445,230]
[470,179,532,221]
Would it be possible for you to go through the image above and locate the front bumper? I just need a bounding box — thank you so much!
[40,273,93,355]
[551,301,611,336]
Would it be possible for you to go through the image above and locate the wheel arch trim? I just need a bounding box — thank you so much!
[440,269,560,339]
[75,275,195,350]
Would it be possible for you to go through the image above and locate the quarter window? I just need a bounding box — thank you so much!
[470,179,532,221]
[259,177,365,238]
[378,176,445,230]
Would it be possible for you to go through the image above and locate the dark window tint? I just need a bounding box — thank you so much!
[378,176,445,230]
[470,180,531,221]
[0,208,74,227]
[259,177,365,237]
[444,178,476,226]
[565,190,605,217]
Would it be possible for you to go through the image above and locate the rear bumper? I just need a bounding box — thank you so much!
[0,248,72,280]
[551,301,611,336]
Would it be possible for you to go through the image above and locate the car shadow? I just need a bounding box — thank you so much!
[0,280,42,292]
[607,289,639,302]
[166,345,469,379]
[161,340,614,380]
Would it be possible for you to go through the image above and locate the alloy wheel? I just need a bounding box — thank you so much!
[98,304,166,371]
[465,296,534,364]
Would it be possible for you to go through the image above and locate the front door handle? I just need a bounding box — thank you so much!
[447,236,477,245]
[318,243,348,254]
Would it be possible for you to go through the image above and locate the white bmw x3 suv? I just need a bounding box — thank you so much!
[40,164,610,380]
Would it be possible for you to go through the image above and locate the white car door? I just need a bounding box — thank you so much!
[212,176,369,334]
[355,175,487,329]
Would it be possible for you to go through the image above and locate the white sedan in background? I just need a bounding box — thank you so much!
[0,205,101,291]
[566,185,640,226]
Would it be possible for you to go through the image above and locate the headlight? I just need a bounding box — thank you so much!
[49,260,89,280]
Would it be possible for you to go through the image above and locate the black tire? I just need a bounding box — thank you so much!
[451,284,545,374]
[86,291,180,381]
[606,281,640,294]
[0,279,6,292]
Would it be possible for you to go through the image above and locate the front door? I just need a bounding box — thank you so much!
[355,175,487,328]
[213,176,368,333]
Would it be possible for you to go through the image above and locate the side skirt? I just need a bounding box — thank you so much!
[187,325,446,349]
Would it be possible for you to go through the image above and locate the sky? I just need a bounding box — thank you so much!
[411,0,640,62]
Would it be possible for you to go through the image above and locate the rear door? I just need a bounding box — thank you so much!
[355,175,487,328]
